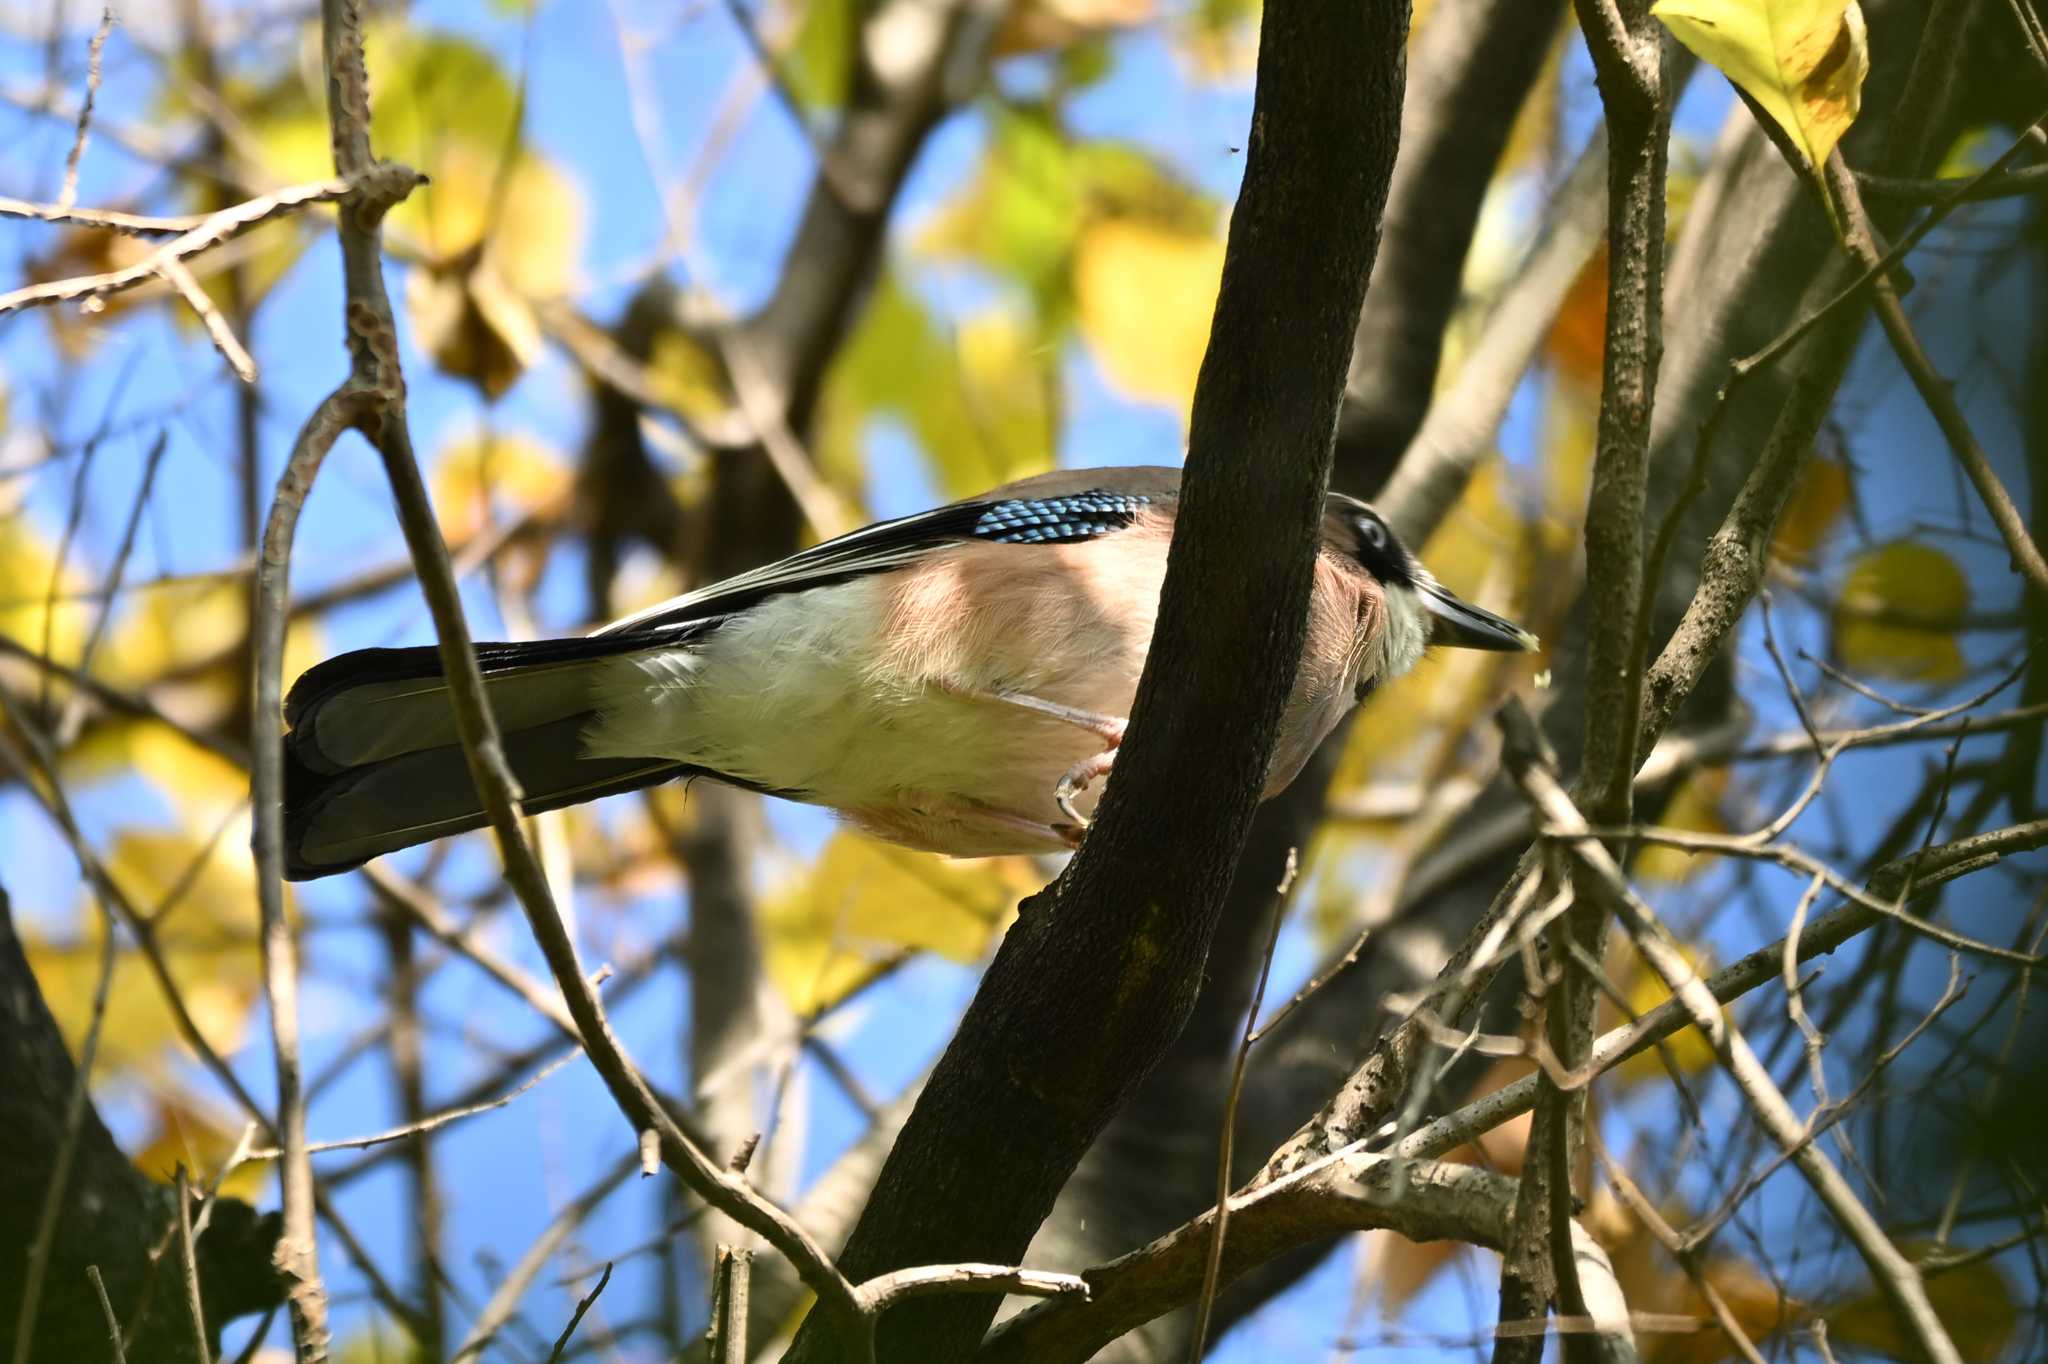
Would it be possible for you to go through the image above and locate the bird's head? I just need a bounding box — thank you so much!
[1327,494,1540,691]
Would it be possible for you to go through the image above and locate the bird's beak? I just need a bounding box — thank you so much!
[1418,581,1540,652]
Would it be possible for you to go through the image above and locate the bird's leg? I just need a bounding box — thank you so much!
[997,695,1126,826]
[937,682,1129,829]
[982,688,1128,747]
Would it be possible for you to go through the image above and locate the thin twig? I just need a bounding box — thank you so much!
[252,388,374,1364]
[1188,848,1296,1362]
[301,0,873,1349]
[545,1263,613,1364]
[852,1264,1090,1315]
[1499,704,1965,1364]
[1591,1136,1770,1364]
[1398,814,2048,1160]
[0,194,208,235]
[158,256,257,382]
[52,430,167,748]
[85,1266,128,1364]
[57,10,113,212]
[1731,112,2048,384]
[1824,152,2048,596]
[0,177,353,316]
[450,1155,639,1364]
[174,1169,212,1364]
[1852,162,2048,203]
[707,1245,751,1364]
[245,1051,580,1160]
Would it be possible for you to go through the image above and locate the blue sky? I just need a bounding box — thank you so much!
[1,1,2042,1359]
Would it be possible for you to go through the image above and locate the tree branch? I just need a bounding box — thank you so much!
[254,1,880,1356]
[782,0,1412,1356]
[1498,703,1965,1364]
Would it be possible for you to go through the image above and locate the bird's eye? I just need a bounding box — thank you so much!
[1358,516,1387,550]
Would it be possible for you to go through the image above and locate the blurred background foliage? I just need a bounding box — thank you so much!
[0,0,2041,1359]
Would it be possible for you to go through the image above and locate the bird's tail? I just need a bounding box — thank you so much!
[282,637,683,880]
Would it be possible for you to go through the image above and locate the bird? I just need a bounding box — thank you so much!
[282,466,1538,880]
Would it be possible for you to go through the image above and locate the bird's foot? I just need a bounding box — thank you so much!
[1054,749,1118,827]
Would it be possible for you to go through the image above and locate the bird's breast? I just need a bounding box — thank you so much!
[583,515,1376,856]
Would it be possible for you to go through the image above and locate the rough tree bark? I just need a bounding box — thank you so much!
[781,0,1413,1356]
[0,888,283,1363]
[1027,0,1994,1350]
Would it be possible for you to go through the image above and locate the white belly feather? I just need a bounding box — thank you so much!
[579,532,1381,857]
[579,574,1144,853]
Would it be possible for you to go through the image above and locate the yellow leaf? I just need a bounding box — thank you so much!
[27,824,270,1079]
[0,499,91,668]
[406,257,540,399]
[1635,769,1729,884]
[1546,241,1609,389]
[1833,540,1970,683]
[786,0,854,109]
[647,329,734,426]
[1826,1251,2016,1363]
[132,1097,270,1203]
[1606,938,1722,1082]
[1652,0,1869,170]
[1578,1186,1800,1364]
[997,0,1154,54]
[431,433,569,542]
[21,227,158,357]
[1074,218,1223,411]
[757,834,1032,1012]
[816,281,1055,498]
[394,146,581,299]
[917,109,1081,299]
[1171,0,1261,80]
[67,723,252,815]
[1496,17,1570,176]
[1771,455,1851,565]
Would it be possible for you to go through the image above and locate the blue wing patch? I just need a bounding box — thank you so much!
[971,491,1152,545]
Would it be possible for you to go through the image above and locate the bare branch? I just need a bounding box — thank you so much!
[853,1264,1089,1315]
[1188,851,1295,1361]
[0,195,208,235]
[983,1149,1519,1363]
[267,2,874,1352]
[1499,702,1966,1364]
[0,177,354,316]
[172,1171,210,1364]
[1825,151,2048,596]
[57,10,112,213]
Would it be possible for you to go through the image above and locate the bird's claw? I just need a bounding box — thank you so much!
[1054,748,1118,829]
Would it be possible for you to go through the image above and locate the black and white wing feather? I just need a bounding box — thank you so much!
[594,488,1155,637]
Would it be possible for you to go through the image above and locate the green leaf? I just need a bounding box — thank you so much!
[918,112,1214,324]
[1833,539,1970,682]
[758,834,1033,1011]
[816,276,1056,497]
[786,0,854,110]
[362,26,523,165]
[1651,0,1869,169]
[1771,454,1852,565]
[1073,216,1224,409]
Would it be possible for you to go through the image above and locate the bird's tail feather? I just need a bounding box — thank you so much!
[283,639,684,880]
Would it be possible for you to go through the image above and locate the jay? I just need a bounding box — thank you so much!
[282,466,1537,879]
